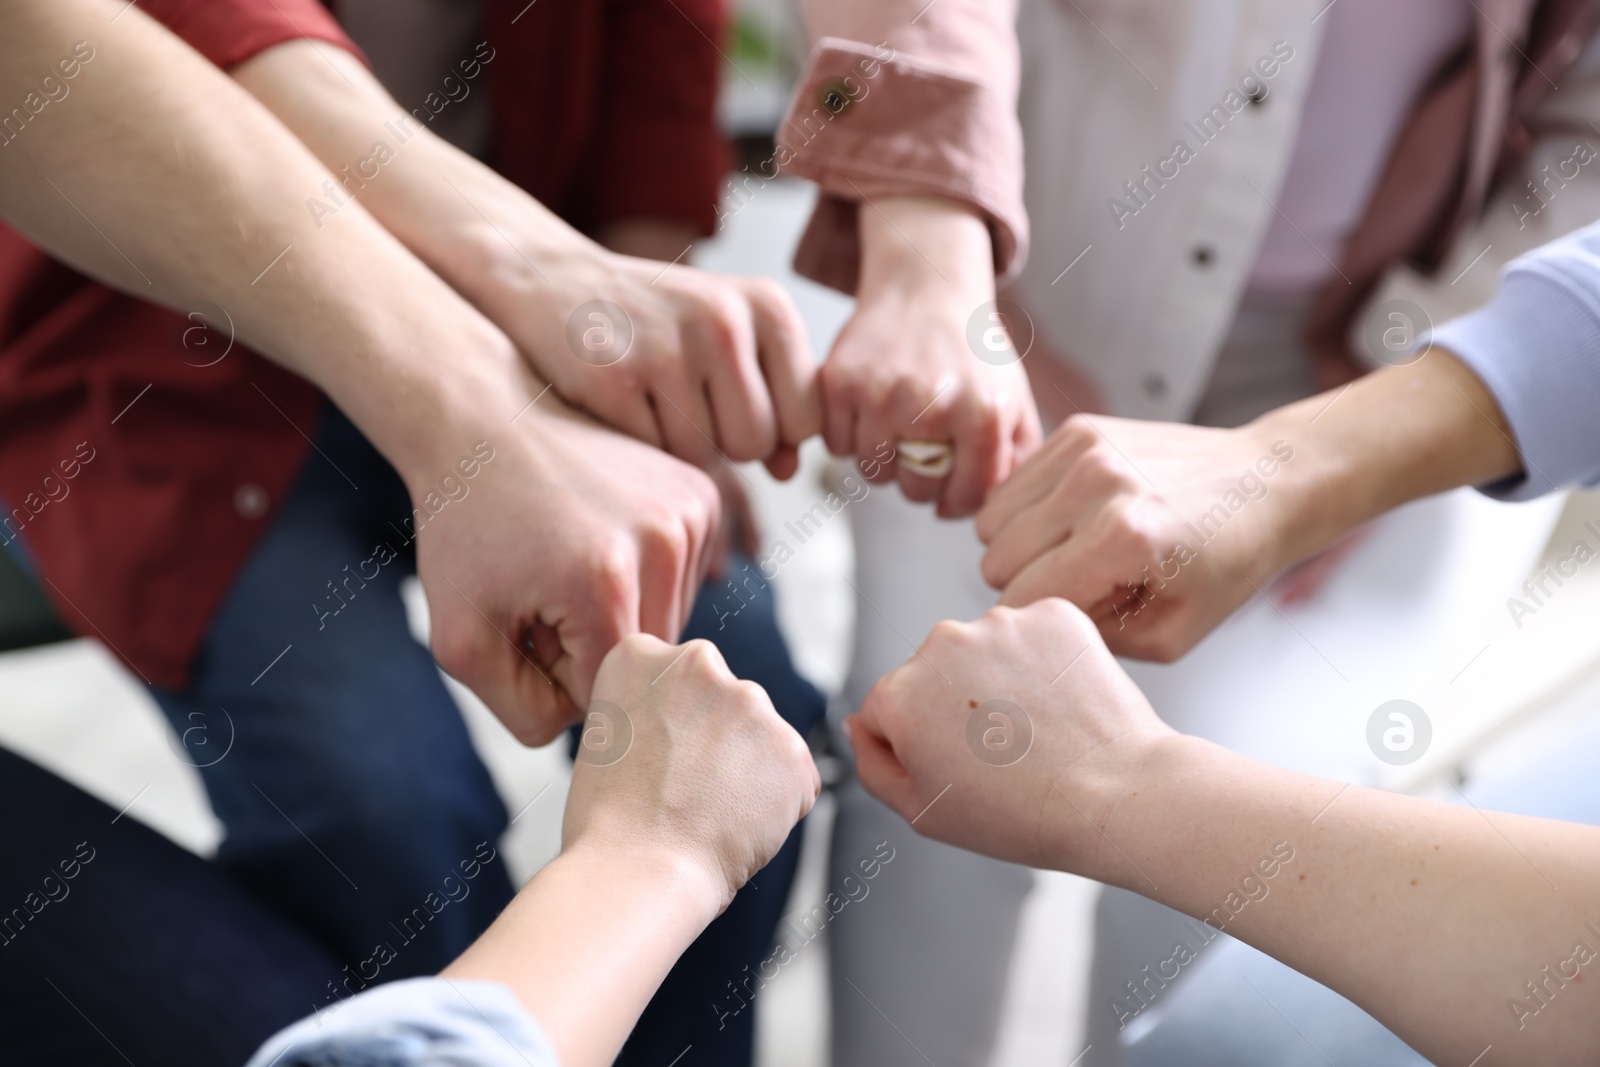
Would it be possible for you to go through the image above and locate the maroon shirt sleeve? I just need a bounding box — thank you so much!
[137,0,361,69]
[588,0,730,236]
[485,0,728,239]
[0,0,353,688]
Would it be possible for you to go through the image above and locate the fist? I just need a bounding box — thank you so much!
[847,599,1171,871]
[563,635,822,911]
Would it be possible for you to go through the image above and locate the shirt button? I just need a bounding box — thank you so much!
[1142,373,1168,399]
[819,79,854,115]
[234,483,269,519]
[1191,245,1216,267]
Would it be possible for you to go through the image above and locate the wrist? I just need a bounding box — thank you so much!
[857,195,994,299]
[346,310,529,495]
[1241,402,1363,576]
[1046,725,1189,886]
[434,165,590,304]
[559,835,725,928]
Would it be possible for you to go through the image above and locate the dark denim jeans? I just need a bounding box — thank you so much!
[0,746,344,1067]
[139,404,824,1066]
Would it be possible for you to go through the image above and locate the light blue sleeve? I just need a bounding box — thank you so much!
[244,977,560,1067]
[1429,219,1600,501]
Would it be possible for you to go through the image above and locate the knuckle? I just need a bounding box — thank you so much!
[616,631,661,659]
[429,622,476,680]
[681,638,723,672]
[640,515,689,565]
[1061,414,1098,446]
[928,618,969,647]
[589,541,636,604]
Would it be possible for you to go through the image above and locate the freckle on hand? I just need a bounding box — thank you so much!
[1298,874,1305,882]
[1410,879,1417,886]
[968,699,978,708]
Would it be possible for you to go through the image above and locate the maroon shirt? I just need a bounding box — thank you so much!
[0,0,728,688]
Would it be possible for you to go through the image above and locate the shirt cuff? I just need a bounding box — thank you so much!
[776,37,1027,295]
[138,0,362,71]
[1431,267,1600,501]
[245,977,560,1067]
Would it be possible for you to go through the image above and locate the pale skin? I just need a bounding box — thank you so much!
[0,0,722,742]
[822,195,1042,516]
[442,634,820,1067]
[976,349,1524,659]
[228,39,822,480]
[847,598,1600,1065]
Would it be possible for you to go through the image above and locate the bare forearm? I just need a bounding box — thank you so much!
[1069,734,1600,1063]
[229,40,578,309]
[857,195,993,297]
[441,844,719,1067]
[0,0,523,484]
[1259,351,1523,568]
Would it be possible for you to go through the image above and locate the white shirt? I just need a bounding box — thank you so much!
[1010,0,1598,422]
[1250,0,1471,292]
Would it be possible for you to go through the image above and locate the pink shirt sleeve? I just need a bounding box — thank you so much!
[780,0,1026,294]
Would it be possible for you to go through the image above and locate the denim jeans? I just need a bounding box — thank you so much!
[0,746,345,1067]
[147,404,825,1066]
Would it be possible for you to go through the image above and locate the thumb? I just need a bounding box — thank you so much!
[845,715,920,821]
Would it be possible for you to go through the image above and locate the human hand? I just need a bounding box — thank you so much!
[415,387,722,746]
[821,196,1040,516]
[846,599,1173,874]
[225,46,821,480]
[470,232,822,481]
[563,634,822,912]
[975,413,1303,661]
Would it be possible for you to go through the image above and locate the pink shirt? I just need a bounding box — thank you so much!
[779,0,1027,294]
[1250,0,1473,292]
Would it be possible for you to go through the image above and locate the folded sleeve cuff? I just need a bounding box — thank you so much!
[139,0,361,70]
[776,37,1027,295]
[245,978,560,1067]
[1431,267,1600,501]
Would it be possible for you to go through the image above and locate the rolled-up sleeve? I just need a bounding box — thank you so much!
[138,0,360,69]
[245,978,560,1067]
[780,0,1026,294]
[1430,220,1600,500]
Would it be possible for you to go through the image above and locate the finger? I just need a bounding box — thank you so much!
[591,376,666,452]
[820,358,859,458]
[1012,388,1044,465]
[763,443,800,481]
[939,400,1007,518]
[742,277,822,451]
[857,409,901,486]
[975,423,1093,543]
[649,377,720,468]
[844,716,920,820]
[432,598,577,747]
[981,490,1077,590]
[693,292,777,464]
[555,552,641,707]
[999,528,1134,612]
[695,473,724,625]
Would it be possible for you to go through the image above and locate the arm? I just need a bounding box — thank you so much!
[849,599,1600,1065]
[974,348,1521,660]
[0,0,718,741]
[976,195,1600,662]
[250,635,821,1067]
[785,0,1039,516]
[224,39,819,478]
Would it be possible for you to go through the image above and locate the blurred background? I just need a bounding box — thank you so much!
[6,3,1600,1064]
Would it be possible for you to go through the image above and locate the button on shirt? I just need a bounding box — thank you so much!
[1012,0,1479,420]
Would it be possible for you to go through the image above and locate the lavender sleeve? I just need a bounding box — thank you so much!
[244,977,559,1067]
[1430,220,1600,500]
